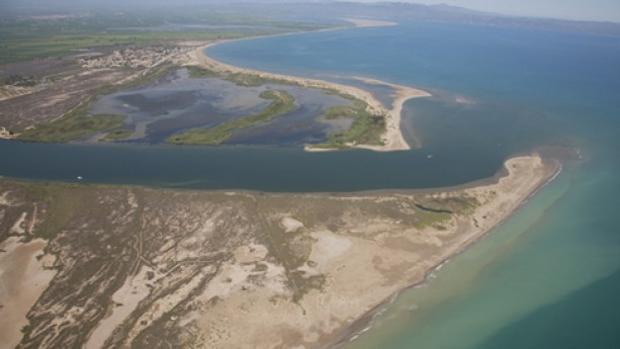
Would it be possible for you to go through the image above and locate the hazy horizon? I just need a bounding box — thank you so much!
[361,0,620,23]
[1,0,619,24]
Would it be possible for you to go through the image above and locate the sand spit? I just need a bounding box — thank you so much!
[341,18,398,28]
[192,154,558,349]
[0,154,559,348]
[188,21,430,152]
[353,77,431,151]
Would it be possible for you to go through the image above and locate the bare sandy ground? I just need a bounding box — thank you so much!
[84,267,153,349]
[0,86,34,102]
[186,154,559,348]
[187,20,430,152]
[0,237,56,349]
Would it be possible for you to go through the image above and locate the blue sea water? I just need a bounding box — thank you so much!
[209,21,620,348]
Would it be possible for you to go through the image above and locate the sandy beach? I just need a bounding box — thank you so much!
[322,154,561,348]
[353,77,431,151]
[187,20,430,152]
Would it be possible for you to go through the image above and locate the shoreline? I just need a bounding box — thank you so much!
[188,20,431,152]
[327,155,563,349]
[352,77,431,151]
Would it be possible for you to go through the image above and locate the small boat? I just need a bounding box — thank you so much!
[77,176,83,180]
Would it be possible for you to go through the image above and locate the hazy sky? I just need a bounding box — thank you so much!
[2,0,619,23]
[369,0,620,22]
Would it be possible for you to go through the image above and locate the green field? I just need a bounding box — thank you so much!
[100,128,134,142]
[0,12,328,65]
[186,65,220,79]
[167,89,296,145]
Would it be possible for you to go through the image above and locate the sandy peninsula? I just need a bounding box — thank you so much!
[187,20,430,152]
[0,153,559,348]
[341,18,398,28]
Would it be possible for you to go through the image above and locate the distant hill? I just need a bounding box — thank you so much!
[3,0,620,36]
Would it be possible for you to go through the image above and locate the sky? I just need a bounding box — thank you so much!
[366,0,620,22]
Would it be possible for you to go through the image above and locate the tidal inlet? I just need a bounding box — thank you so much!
[1,1,619,349]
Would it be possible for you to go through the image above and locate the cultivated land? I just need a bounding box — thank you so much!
[0,154,558,349]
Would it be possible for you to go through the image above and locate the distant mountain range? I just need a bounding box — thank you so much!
[4,0,620,36]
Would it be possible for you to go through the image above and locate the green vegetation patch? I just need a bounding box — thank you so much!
[167,89,295,145]
[18,98,125,143]
[21,183,85,240]
[419,196,480,215]
[226,72,276,87]
[316,99,386,149]
[412,210,451,230]
[185,65,290,87]
[0,11,329,65]
[16,64,175,142]
[101,128,134,142]
[3,32,271,66]
[186,65,219,79]
[410,195,480,230]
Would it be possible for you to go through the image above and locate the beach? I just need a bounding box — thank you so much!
[322,154,561,348]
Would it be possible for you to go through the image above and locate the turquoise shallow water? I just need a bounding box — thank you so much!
[209,21,620,348]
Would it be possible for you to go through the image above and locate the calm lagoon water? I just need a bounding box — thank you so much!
[89,68,350,144]
[2,21,620,348]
